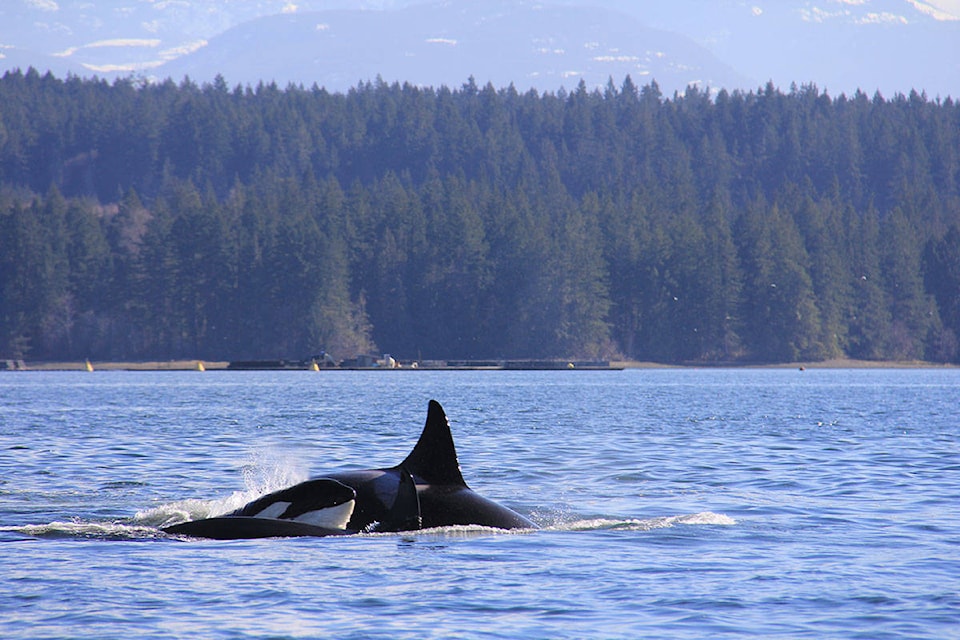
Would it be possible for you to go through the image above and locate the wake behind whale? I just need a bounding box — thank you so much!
[3,399,736,542]
[2,512,734,542]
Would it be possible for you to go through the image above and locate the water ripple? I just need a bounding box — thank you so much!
[1,369,958,639]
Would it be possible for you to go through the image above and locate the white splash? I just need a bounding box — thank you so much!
[136,448,311,529]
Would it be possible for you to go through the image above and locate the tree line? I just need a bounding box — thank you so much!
[1,68,959,363]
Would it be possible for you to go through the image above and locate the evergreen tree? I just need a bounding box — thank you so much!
[736,199,823,361]
[1,72,958,363]
[923,226,960,362]
[844,203,892,360]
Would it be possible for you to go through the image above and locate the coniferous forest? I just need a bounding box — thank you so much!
[1,68,959,363]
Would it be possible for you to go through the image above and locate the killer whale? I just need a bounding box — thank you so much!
[162,400,536,539]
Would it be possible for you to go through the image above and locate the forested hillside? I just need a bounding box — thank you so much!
[1,68,959,363]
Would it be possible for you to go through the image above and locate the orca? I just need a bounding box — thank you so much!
[162,400,536,539]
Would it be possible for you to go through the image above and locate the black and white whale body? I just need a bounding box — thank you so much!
[162,400,536,539]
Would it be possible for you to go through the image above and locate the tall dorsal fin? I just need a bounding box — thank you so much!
[398,400,467,486]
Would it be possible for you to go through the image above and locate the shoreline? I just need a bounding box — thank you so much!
[4,358,956,371]
[614,358,957,370]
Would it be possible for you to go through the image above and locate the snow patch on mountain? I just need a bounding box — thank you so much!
[905,0,960,20]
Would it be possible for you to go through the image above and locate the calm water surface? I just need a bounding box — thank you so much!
[1,369,958,638]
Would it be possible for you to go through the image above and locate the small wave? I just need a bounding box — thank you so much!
[392,524,534,540]
[1,520,164,540]
[545,511,736,532]
[676,511,737,526]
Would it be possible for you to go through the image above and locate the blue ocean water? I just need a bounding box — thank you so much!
[1,368,958,639]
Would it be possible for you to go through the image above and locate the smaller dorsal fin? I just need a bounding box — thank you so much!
[378,468,421,532]
[398,400,467,486]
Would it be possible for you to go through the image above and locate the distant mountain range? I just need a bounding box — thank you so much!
[158,3,751,94]
[2,0,958,96]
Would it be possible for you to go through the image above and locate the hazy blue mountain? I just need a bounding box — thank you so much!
[614,0,958,97]
[0,1,390,78]
[1,0,957,95]
[157,2,748,94]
